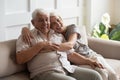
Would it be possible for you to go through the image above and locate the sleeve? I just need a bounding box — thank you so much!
[66,49,75,55]
[66,24,81,40]
[16,35,30,53]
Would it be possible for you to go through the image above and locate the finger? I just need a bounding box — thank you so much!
[23,35,31,46]
[50,46,58,51]
[99,63,104,69]
[96,64,102,68]
[30,33,34,39]
[26,36,32,46]
[95,63,104,69]
[22,36,27,43]
[52,45,60,50]
[50,47,57,51]
[52,43,60,46]
[48,42,60,47]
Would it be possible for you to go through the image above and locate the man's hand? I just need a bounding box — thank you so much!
[40,42,60,52]
[50,43,60,50]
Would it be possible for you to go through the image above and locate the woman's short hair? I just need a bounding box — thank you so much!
[50,11,62,20]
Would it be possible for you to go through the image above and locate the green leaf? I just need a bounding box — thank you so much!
[109,23,120,38]
[99,22,106,36]
[110,31,120,41]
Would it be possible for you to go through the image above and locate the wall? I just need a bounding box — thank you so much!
[1,0,120,41]
[114,0,120,24]
[0,0,84,41]
[85,0,120,34]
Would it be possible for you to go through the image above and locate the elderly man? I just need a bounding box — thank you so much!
[16,8,102,80]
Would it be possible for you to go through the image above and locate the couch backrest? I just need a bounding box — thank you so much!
[0,39,26,77]
[79,26,88,45]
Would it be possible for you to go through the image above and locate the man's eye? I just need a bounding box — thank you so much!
[38,19,43,22]
[45,19,48,21]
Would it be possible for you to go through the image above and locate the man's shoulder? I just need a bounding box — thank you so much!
[30,28,36,33]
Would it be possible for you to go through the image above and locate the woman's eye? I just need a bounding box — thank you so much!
[56,19,60,22]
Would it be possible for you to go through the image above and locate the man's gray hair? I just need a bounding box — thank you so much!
[32,8,49,19]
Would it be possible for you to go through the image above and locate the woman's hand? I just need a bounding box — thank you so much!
[22,27,34,46]
[87,59,104,69]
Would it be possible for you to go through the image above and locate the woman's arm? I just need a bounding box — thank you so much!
[22,27,61,52]
[21,26,78,51]
[68,52,104,69]
[21,27,34,45]
[57,33,78,51]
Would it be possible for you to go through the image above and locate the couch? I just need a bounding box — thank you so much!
[0,26,120,80]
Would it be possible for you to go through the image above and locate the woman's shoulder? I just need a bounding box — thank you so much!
[66,24,79,30]
[67,24,77,28]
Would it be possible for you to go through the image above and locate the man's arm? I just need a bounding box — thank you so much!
[16,41,60,64]
[16,42,47,64]
[68,52,104,69]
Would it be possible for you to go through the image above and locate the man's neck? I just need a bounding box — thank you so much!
[37,29,50,40]
[42,31,50,40]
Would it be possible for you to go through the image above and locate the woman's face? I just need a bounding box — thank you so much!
[50,16,64,33]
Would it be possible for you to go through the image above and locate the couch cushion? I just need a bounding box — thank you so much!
[78,58,120,79]
[79,26,88,45]
[0,71,30,80]
[0,39,26,77]
[106,58,120,79]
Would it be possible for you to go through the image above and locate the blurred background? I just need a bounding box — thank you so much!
[0,0,120,41]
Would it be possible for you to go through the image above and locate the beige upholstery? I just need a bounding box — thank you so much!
[0,27,120,80]
[0,72,29,80]
[88,37,120,59]
[88,37,120,79]
[0,39,26,78]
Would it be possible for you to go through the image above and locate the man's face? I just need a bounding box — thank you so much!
[32,13,50,34]
[50,16,64,33]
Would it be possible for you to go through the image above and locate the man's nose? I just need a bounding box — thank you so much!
[42,20,48,25]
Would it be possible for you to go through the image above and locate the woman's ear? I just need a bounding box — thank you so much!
[59,16,63,21]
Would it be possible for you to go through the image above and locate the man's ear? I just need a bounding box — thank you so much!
[31,20,34,26]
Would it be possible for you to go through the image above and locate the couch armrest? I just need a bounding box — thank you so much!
[88,37,120,60]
